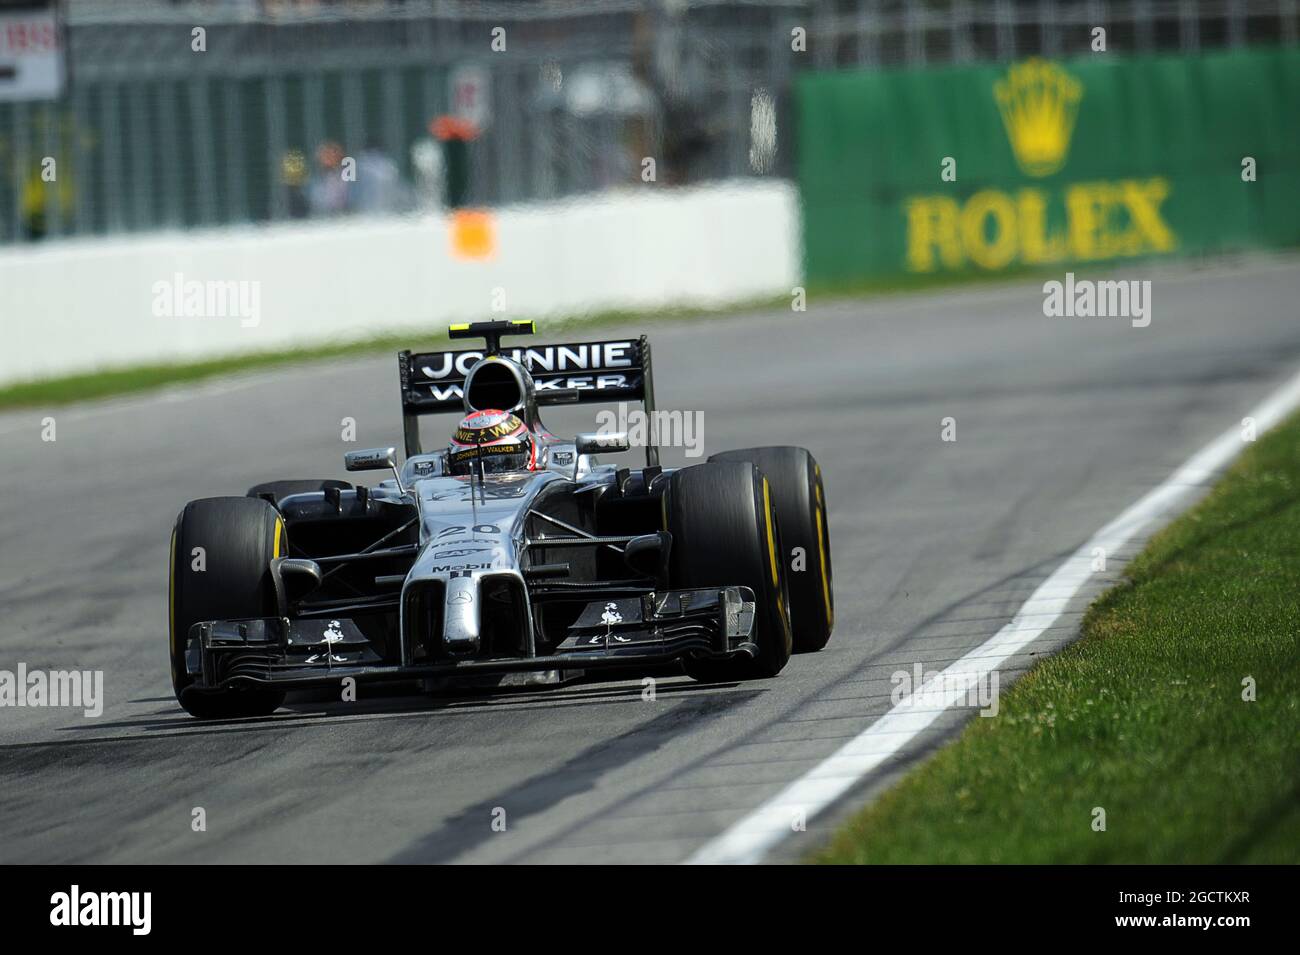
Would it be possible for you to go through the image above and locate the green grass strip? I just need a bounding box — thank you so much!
[815,412,1300,864]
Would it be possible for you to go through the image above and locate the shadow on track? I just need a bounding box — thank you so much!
[7,669,747,748]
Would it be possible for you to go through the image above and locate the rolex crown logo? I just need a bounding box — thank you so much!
[995,58,1083,178]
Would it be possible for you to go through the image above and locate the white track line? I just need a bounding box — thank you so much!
[686,363,1300,865]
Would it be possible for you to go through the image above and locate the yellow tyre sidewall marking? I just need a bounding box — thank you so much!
[761,478,789,650]
[762,479,779,588]
[814,482,833,630]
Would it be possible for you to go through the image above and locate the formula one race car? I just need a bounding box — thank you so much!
[168,321,834,718]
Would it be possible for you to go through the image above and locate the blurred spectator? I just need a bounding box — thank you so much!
[308,140,349,216]
[352,140,409,214]
[280,149,310,219]
[20,158,74,241]
[410,135,445,212]
[431,116,478,209]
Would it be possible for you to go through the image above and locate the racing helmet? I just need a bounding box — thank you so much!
[447,409,534,475]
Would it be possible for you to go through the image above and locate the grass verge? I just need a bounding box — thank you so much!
[814,411,1300,864]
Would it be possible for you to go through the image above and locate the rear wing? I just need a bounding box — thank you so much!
[398,330,658,465]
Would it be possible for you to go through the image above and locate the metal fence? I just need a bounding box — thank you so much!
[2,0,1295,243]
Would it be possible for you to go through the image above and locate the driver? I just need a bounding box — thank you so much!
[446,408,535,475]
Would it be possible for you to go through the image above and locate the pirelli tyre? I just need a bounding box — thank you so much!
[710,446,834,653]
[169,497,287,719]
[246,479,352,509]
[665,461,793,681]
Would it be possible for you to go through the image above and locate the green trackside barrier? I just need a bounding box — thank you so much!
[798,47,1300,287]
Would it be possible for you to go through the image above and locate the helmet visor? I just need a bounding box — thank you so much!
[448,442,530,475]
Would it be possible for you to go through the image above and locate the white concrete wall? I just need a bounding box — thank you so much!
[0,180,798,386]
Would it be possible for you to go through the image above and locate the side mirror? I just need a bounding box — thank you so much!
[344,447,397,472]
[344,446,406,493]
[575,432,630,455]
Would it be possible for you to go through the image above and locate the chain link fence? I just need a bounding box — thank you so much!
[1,0,1295,243]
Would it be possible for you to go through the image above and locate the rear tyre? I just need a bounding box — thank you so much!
[710,447,834,652]
[664,461,793,682]
[246,479,351,508]
[170,497,287,719]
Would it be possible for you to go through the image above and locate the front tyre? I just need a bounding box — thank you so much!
[665,461,793,681]
[169,497,287,719]
[710,446,834,652]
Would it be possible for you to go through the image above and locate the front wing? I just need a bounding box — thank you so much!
[180,586,757,697]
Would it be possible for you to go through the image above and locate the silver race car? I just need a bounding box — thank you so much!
[168,321,834,718]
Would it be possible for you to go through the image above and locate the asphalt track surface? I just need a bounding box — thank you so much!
[1,255,1298,864]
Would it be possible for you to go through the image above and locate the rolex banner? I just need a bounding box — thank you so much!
[798,47,1300,286]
